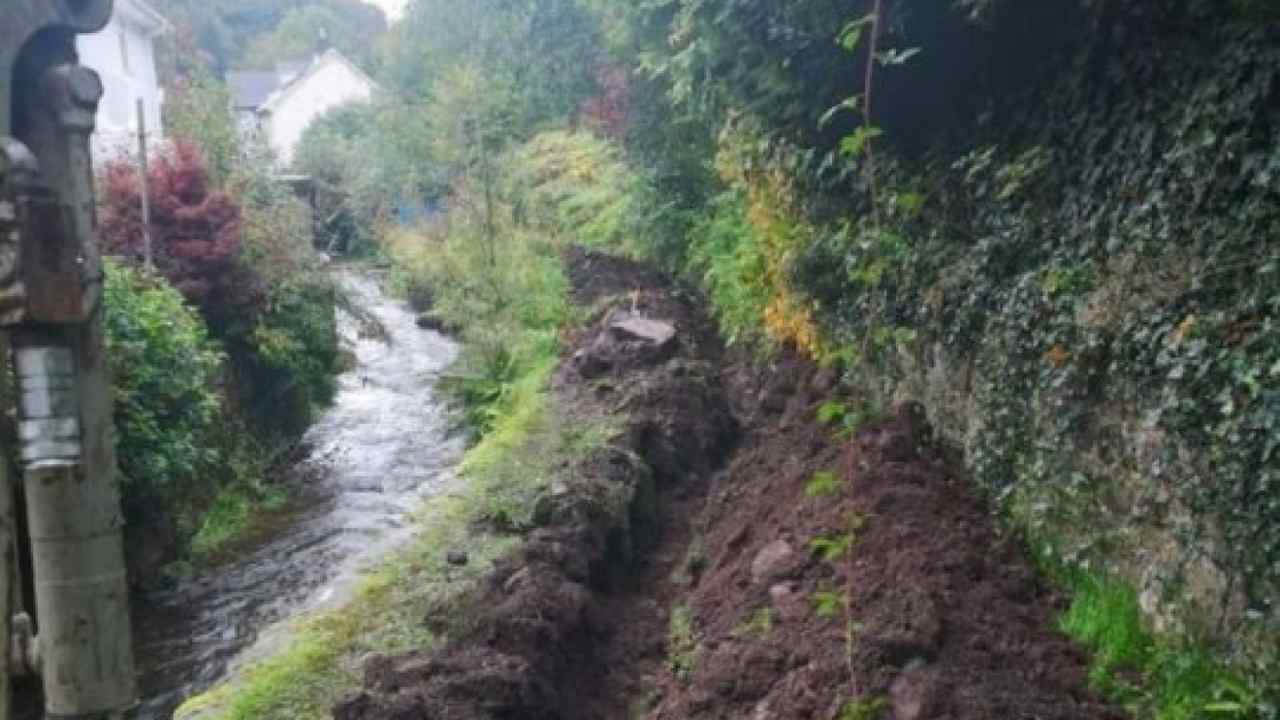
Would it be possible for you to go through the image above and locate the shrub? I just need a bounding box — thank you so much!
[104,259,225,511]
[98,140,266,332]
[104,259,269,563]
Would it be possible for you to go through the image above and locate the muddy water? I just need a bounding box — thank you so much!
[131,267,463,719]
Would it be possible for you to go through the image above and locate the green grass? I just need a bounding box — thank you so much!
[189,488,273,562]
[1038,551,1263,720]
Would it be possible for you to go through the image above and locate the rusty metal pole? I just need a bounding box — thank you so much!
[135,97,152,270]
[1,2,138,718]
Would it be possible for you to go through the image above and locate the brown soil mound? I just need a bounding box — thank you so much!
[335,249,1122,720]
[642,354,1125,719]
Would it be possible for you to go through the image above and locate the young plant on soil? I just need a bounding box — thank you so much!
[839,696,888,720]
[811,509,870,676]
[816,398,884,439]
[732,607,774,640]
[667,603,700,684]
[806,470,842,498]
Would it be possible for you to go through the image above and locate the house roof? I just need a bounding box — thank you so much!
[229,51,377,113]
[228,71,285,110]
[257,49,379,115]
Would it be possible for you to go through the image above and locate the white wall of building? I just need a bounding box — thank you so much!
[263,54,375,166]
[77,0,167,162]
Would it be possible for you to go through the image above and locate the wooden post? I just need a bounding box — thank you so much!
[2,5,137,716]
[136,97,152,269]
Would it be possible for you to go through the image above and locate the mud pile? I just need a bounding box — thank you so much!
[645,356,1124,719]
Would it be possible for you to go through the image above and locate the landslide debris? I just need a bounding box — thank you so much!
[335,249,1123,720]
[644,354,1124,719]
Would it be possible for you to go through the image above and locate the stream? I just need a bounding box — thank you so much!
[130,267,463,719]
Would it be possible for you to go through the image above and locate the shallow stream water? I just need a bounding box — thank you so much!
[130,267,463,719]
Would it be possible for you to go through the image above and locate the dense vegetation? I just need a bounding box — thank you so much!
[98,98,338,570]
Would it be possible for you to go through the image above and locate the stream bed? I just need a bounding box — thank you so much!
[131,267,463,719]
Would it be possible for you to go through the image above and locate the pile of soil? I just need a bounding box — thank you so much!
[335,249,1122,720]
[640,355,1124,719]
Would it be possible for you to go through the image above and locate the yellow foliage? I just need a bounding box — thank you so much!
[716,137,828,358]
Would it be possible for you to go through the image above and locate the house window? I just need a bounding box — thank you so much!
[119,29,131,76]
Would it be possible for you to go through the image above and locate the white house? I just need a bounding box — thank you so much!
[76,0,170,161]
[229,50,378,166]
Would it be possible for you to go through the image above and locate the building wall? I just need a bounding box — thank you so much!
[76,3,164,162]
[265,58,374,166]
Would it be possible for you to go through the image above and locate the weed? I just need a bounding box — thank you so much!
[811,533,857,563]
[814,396,884,439]
[812,589,847,618]
[838,696,888,720]
[1036,548,1265,720]
[818,401,850,425]
[806,470,843,498]
[667,603,700,684]
[733,607,775,639]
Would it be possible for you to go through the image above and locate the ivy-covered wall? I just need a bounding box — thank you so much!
[790,2,1280,672]
[587,0,1278,690]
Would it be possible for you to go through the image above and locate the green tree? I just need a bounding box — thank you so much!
[163,64,240,185]
[242,4,384,72]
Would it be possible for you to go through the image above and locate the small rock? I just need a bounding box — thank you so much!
[446,550,469,567]
[889,666,941,720]
[608,313,677,348]
[751,539,796,584]
[769,583,809,622]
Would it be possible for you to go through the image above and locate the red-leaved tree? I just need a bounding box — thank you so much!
[99,140,265,331]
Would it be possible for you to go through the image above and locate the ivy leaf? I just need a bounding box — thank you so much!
[1269,358,1280,377]
[838,13,876,52]
[840,125,884,158]
[895,192,925,216]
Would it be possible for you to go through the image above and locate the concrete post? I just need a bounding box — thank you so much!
[2,2,138,717]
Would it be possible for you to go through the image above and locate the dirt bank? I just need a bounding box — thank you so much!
[334,249,1121,720]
